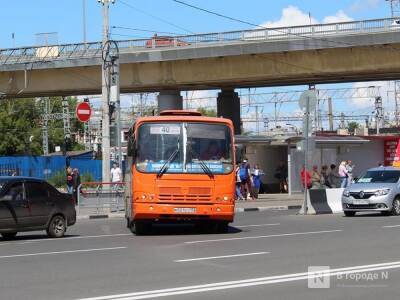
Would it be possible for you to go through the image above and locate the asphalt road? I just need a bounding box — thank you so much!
[1,210,400,300]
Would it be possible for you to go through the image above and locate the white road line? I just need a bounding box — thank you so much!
[184,229,343,244]
[77,260,400,300]
[0,246,126,259]
[174,252,268,263]
[235,223,280,228]
[383,224,400,228]
[8,233,132,245]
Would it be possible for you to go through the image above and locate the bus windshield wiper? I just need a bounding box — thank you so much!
[187,146,214,179]
[157,149,179,178]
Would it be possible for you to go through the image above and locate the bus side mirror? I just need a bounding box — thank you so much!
[128,138,136,158]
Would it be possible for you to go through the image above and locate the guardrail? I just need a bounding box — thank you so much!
[0,17,398,66]
[77,182,125,215]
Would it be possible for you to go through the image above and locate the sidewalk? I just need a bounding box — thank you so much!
[234,193,303,212]
[76,193,303,219]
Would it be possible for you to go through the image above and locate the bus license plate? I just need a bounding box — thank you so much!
[174,207,196,214]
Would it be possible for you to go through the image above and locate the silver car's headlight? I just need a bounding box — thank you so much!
[343,190,350,197]
[374,189,391,196]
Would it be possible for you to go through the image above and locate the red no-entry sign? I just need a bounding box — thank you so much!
[76,102,92,123]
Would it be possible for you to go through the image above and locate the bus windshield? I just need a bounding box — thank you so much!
[136,122,233,174]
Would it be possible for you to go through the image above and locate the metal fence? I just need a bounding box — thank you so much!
[77,182,125,215]
[0,17,398,66]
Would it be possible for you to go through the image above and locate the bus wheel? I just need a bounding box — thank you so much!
[215,221,229,234]
[134,221,151,235]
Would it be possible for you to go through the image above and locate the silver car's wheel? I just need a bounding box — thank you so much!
[392,198,400,216]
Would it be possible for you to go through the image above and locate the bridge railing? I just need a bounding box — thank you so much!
[0,17,398,66]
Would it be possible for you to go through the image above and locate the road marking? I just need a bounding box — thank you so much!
[11,233,132,245]
[174,252,268,263]
[235,223,280,228]
[0,247,126,259]
[77,260,400,300]
[184,229,343,244]
[383,224,400,228]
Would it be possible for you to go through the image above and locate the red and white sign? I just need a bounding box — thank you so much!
[76,102,92,123]
[384,139,400,167]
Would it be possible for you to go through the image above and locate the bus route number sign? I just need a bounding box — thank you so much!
[150,126,180,135]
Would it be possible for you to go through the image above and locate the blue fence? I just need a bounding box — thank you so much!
[0,156,102,181]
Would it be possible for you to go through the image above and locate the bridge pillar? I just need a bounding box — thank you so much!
[157,90,183,112]
[217,88,241,135]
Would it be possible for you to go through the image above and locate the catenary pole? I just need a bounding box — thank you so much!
[101,0,111,183]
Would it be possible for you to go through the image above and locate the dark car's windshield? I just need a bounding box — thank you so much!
[357,170,400,183]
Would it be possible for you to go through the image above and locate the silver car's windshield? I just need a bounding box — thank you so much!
[357,170,400,183]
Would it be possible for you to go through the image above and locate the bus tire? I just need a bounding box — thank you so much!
[134,221,151,235]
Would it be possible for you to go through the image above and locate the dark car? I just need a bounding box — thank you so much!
[0,177,76,240]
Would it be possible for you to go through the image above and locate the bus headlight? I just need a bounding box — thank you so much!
[141,194,147,200]
[223,196,229,201]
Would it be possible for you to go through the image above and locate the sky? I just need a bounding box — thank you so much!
[0,0,396,131]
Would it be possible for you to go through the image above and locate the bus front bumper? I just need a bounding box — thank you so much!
[133,203,234,222]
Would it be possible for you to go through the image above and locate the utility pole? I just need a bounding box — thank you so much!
[100,0,113,183]
[375,96,383,134]
[82,0,87,47]
[42,98,49,156]
[387,0,400,17]
[328,97,334,131]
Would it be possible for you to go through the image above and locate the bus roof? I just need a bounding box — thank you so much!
[135,115,234,127]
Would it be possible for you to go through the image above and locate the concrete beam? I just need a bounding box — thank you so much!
[2,44,400,97]
[217,89,241,135]
[157,90,183,112]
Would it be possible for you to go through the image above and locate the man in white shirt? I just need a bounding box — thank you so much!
[111,163,122,183]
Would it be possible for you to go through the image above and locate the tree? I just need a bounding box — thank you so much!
[0,98,42,155]
[197,107,217,117]
[0,96,85,156]
[347,121,360,133]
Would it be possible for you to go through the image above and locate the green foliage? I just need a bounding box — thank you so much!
[347,121,360,133]
[47,170,67,188]
[197,107,217,117]
[0,96,85,156]
[81,172,94,183]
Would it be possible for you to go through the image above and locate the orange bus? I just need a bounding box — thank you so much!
[124,110,236,235]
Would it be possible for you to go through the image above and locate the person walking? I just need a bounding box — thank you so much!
[235,163,244,201]
[338,161,348,188]
[300,166,311,190]
[66,167,74,194]
[321,165,331,188]
[274,161,288,193]
[251,164,264,199]
[310,165,322,189]
[346,160,354,187]
[111,162,123,193]
[72,168,81,205]
[328,164,340,188]
[239,159,254,201]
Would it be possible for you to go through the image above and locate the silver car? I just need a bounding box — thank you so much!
[342,167,400,217]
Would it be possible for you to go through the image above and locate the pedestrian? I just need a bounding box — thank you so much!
[338,161,348,188]
[346,160,354,187]
[274,161,288,193]
[66,167,74,194]
[328,164,340,188]
[251,164,264,199]
[72,168,81,205]
[111,162,122,192]
[239,158,254,201]
[300,166,311,190]
[321,165,331,188]
[310,165,322,189]
[235,163,244,200]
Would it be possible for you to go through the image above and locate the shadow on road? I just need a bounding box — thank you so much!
[142,224,242,236]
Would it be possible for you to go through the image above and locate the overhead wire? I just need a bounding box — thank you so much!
[118,0,195,34]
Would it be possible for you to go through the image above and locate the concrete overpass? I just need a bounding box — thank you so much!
[1,17,400,133]
[2,17,400,98]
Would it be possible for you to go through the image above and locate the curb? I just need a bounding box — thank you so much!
[235,205,302,213]
[77,213,125,220]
